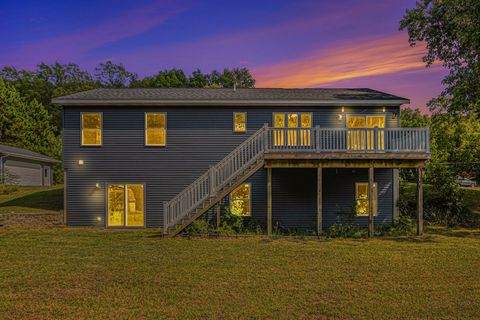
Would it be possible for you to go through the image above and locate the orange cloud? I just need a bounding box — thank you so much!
[253,33,433,88]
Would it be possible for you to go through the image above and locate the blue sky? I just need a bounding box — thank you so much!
[0,0,445,111]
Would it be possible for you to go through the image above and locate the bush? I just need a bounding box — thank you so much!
[0,184,18,195]
[185,219,209,236]
[326,223,367,238]
[375,215,416,236]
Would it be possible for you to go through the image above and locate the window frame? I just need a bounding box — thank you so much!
[233,112,247,133]
[145,112,167,147]
[346,114,386,129]
[80,112,103,146]
[355,182,378,217]
[230,182,252,217]
[272,112,313,128]
[105,182,146,228]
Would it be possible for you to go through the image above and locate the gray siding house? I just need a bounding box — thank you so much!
[53,88,430,236]
[0,144,59,186]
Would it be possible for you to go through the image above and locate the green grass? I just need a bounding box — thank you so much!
[0,185,63,214]
[1,228,480,319]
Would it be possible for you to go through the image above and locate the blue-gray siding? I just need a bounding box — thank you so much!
[63,105,399,227]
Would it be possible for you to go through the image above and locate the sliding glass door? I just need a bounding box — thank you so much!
[107,184,145,227]
[347,115,385,150]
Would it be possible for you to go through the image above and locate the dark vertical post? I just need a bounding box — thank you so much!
[216,202,221,228]
[417,167,424,235]
[393,169,400,224]
[368,166,374,237]
[63,169,67,226]
[317,167,323,235]
[267,167,272,236]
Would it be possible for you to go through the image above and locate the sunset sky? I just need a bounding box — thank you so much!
[0,0,445,111]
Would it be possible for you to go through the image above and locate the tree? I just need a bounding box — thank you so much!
[400,0,480,116]
[94,61,137,88]
[400,108,430,128]
[0,62,95,130]
[133,68,188,88]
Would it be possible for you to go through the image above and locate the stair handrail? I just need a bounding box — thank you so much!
[164,124,268,229]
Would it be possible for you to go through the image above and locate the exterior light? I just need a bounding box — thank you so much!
[392,112,398,119]
[95,183,101,189]
[96,217,102,222]
[78,160,84,166]
[382,107,386,113]
[341,107,345,113]
[338,114,343,121]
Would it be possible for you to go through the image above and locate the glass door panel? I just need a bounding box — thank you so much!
[108,184,125,226]
[300,113,312,146]
[367,116,385,150]
[126,184,145,227]
[347,116,367,150]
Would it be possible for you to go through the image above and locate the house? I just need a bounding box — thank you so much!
[0,144,60,186]
[53,88,430,236]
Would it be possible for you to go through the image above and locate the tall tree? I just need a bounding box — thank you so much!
[400,0,480,116]
[94,61,137,88]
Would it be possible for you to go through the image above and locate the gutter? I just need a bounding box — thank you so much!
[52,99,410,107]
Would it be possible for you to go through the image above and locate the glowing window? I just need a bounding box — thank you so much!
[107,184,145,227]
[81,113,102,146]
[230,183,251,216]
[145,113,166,146]
[234,112,247,132]
[355,182,377,216]
[273,113,312,146]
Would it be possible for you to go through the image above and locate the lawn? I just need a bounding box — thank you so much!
[0,185,63,214]
[1,228,480,319]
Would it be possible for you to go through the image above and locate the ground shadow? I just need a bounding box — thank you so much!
[427,227,480,239]
[0,188,63,212]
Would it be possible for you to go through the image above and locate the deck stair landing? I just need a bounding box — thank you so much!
[163,124,430,236]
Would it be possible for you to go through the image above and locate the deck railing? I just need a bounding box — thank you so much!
[164,125,430,231]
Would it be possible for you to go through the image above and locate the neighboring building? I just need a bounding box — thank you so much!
[0,144,60,186]
[53,88,430,236]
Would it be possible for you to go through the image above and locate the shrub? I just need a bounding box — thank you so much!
[326,223,367,238]
[0,184,18,195]
[185,219,209,236]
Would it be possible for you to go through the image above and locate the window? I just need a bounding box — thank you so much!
[355,182,377,216]
[230,183,251,216]
[273,112,312,146]
[233,112,247,132]
[108,184,145,227]
[145,113,166,146]
[81,113,102,146]
[347,115,385,150]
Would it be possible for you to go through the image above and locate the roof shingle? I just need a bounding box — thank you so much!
[52,88,409,106]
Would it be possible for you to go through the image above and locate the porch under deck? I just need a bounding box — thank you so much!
[263,151,430,237]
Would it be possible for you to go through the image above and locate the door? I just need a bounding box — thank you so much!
[347,116,385,150]
[107,184,145,227]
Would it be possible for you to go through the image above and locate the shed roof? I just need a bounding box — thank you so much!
[0,144,60,164]
[52,88,409,106]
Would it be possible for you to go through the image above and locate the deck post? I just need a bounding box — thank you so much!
[317,167,322,235]
[417,167,424,235]
[267,167,272,236]
[368,166,374,237]
[215,202,221,228]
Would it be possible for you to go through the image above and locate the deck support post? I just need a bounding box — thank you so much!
[215,202,221,228]
[317,167,322,235]
[267,167,272,236]
[368,166,374,237]
[417,167,424,235]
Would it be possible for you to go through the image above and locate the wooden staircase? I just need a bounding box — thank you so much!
[166,159,264,236]
[163,125,268,236]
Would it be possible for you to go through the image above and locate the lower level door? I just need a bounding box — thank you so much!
[107,184,145,227]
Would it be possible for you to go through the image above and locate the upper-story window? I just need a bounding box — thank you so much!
[81,113,102,146]
[145,113,166,146]
[273,112,312,146]
[233,112,247,132]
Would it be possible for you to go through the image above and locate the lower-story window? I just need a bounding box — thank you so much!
[355,182,377,216]
[230,183,251,216]
[108,184,145,227]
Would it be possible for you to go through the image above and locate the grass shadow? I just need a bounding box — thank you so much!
[427,227,480,239]
[0,188,63,212]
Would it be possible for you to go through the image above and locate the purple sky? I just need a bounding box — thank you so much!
[0,0,445,112]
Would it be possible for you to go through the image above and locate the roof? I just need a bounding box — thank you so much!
[52,88,409,106]
[0,144,60,164]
